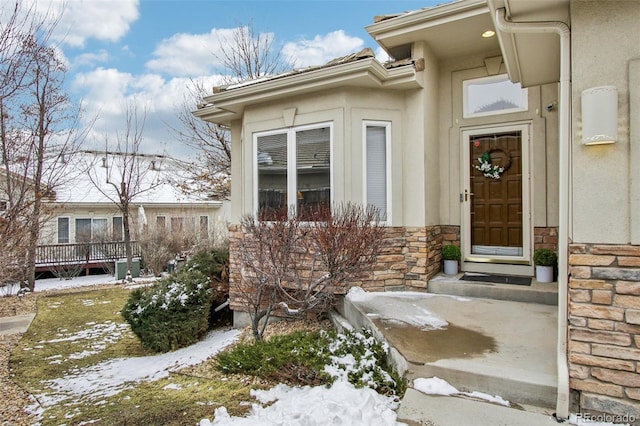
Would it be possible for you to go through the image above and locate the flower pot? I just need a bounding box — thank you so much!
[444,259,459,276]
[535,265,554,283]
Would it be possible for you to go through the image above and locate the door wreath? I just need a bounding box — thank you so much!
[474,148,512,179]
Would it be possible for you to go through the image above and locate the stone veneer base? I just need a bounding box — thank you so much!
[568,243,640,421]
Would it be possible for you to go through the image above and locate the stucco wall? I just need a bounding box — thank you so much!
[571,0,640,244]
[231,87,432,227]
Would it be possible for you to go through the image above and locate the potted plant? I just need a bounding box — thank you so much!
[442,244,461,276]
[533,248,557,283]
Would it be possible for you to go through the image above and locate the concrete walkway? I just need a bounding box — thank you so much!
[0,314,36,335]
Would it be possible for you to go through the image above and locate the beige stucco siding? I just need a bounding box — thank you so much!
[571,0,640,244]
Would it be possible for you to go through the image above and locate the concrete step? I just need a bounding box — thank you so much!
[428,273,558,305]
[337,289,558,411]
[398,389,560,426]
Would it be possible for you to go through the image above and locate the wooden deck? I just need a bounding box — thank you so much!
[35,241,141,271]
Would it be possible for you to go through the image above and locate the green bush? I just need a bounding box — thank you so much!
[184,247,229,282]
[215,328,405,395]
[533,248,557,266]
[121,268,213,352]
[442,244,461,260]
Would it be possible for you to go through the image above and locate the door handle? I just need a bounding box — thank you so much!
[464,189,474,202]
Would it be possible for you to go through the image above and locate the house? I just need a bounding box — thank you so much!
[35,150,229,273]
[194,0,640,420]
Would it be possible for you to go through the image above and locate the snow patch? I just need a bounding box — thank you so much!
[413,377,510,407]
[199,379,403,426]
[42,329,240,403]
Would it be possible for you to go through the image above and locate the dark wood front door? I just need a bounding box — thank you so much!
[469,131,523,256]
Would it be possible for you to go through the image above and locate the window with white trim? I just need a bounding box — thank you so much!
[112,216,123,241]
[463,74,528,118]
[199,215,209,239]
[255,123,332,220]
[57,217,69,244]
[363,122,391,222]
[75,218,107,242]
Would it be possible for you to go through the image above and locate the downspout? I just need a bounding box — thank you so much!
[495,8,571,421]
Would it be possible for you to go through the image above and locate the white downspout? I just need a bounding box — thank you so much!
[495,8,571,421]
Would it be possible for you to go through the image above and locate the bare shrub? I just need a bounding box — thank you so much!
[237,203,385,341]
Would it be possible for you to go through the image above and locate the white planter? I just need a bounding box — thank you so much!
[536,265,554,283]
[444,259,459,276]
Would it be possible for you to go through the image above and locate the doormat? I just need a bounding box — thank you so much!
[460,274,531,286]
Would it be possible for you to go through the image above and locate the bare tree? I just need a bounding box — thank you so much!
[0,1,88,290]
[237,204,385,341]
[172,22,292,200]
[86,103,161,276]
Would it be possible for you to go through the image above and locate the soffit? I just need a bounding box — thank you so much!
[367,0,500,60]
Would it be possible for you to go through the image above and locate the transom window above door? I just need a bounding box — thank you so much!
[254,123,332,221]
[463,74,528,118]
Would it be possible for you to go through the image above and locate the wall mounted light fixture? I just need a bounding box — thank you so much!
[581,85,618,145]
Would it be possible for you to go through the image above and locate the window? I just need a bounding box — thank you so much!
[57,217,69,244]
[463,74,528,118]
[255,123,332,220]
[199,215,209,239]
[112,217,123,241]
[156,216,166,230]
[171,217,184,233]
[75,218,107,242]
[363,122,391,222]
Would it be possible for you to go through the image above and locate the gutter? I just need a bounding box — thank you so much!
[494,8,571,421]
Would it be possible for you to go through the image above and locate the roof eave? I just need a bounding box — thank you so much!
[365,0,487,50]
[193,59,420,125]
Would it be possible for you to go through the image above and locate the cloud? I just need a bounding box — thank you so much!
[71,68,225,159]
[146,27,281,78]
[35,0,139,48]
[282,30,364,67]
[71,49,110,69]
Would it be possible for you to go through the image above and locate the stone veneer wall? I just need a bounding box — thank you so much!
[535,227,559,252]
[226,224,446,311]
[568,243,640,421]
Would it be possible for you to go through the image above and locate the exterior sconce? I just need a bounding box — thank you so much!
[582,85,618,145]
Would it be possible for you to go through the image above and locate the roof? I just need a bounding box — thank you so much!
[194,48,422,126]
[51,151,223,207]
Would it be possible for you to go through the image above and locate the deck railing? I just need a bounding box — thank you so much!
[35,241,141,267]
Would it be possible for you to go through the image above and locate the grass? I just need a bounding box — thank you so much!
[10,285,255,425]
[10,285,404,425]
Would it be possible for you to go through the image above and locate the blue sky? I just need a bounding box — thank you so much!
[26,0,441,158]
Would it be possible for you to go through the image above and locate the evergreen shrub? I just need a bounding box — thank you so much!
[122,268,212,352]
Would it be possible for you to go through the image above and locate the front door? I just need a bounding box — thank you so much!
[462,124,531,266]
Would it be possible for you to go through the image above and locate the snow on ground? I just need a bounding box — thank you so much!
[346,287,460,330]
[41,328,240,404]
[200,379,403,426]
[0,273,160,296]
[413,377,510,407]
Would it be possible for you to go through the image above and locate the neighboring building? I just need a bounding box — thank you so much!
[35,150,229,272]
[194,0,640,420]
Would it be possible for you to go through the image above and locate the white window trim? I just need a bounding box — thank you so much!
[463,74,528,119]
[362,121,392,225]
[253,122,333,217]
[57,216,70,244]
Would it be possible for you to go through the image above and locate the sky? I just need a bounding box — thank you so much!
[18,0,442,160]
